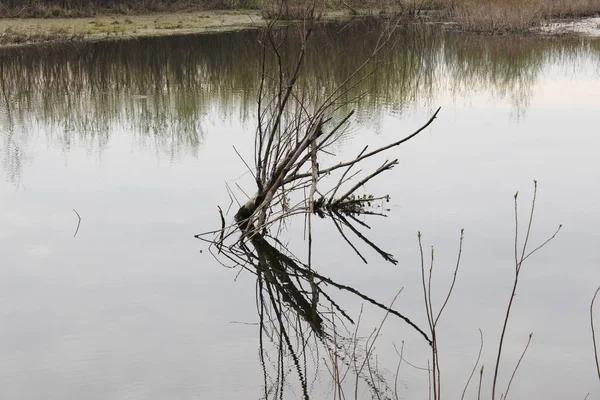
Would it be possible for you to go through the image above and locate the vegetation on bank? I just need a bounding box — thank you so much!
[0,9,267,45]
[2,0,600,22]
[445,0,600,33]
[0,0,262,18]
[0,0,599,46]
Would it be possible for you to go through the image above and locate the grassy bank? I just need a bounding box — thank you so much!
[0,1,428,46]
[0,1,435,47]
[0,9,269,45]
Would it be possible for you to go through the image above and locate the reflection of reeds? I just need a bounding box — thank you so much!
[1,21,599,183]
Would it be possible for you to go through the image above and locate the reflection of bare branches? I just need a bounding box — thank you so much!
[324,294,406,400]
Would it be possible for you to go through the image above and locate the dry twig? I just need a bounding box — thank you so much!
[591,286,600,381]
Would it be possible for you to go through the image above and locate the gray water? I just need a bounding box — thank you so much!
[1,22,599,399]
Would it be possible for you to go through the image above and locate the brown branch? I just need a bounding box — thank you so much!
[518,180,538,273]
[217,206,225,254]
[262,26,313,183]
[504,332,533,400]
[288,110,354,181]
[284,107,441,185]
[233,145,256,181]
[521,224,563,264]
[492,183,560,400]
[477,366,484,400]
[434,229,465,327]
[328,145,368,204]
[461,329,484,400]
[335,159,397,204]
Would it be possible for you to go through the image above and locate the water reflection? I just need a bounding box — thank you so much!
[1,20,600,400]
[1,21,599,183]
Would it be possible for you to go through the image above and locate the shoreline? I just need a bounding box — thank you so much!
[0,10,269,48]
[1,9,599,48]
[0,9,374,48]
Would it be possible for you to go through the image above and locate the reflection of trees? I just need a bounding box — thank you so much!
[0,22,598,182]
[441,34,599,114]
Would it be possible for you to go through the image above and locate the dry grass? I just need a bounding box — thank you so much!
[448,0,545,33]
[546,0,600,17]
[445,0,600,33]
[0,0,263,18]
[0,10,263,46]
[260,0,329,20]
[0,25,83,44]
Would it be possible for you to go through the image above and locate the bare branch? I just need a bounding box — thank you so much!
[72,209,82,238]
[591,286,600,381]
[461,329,484,400]
[285,107,441,185]
[504,332,534,400]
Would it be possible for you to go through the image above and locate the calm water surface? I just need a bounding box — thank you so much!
[1,22,599,399]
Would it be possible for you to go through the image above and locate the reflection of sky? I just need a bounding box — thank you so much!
[0,117,264,399]
[1,37,600,399]
[312,59,600,399]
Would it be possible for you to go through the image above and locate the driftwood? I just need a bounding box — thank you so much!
[195,5,440,398]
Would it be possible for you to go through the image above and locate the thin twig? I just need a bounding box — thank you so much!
[393,341,405,400]
[330,214,368,264]
[329,145,368,204]
[334,211,397,264]
[285,107,441,185]
[521,224,563,263]
[72,209,82,238]
[591,286,600,381]
[492,183,560,400]
[504,332,533,400]
[461,329,484,400]
[477,366,484,400]
[335,160,398,204]
[435,229,465,327]
[217,206,225,253]
[233,145,257,181]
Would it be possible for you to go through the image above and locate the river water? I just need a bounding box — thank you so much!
[1,21,599,399]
